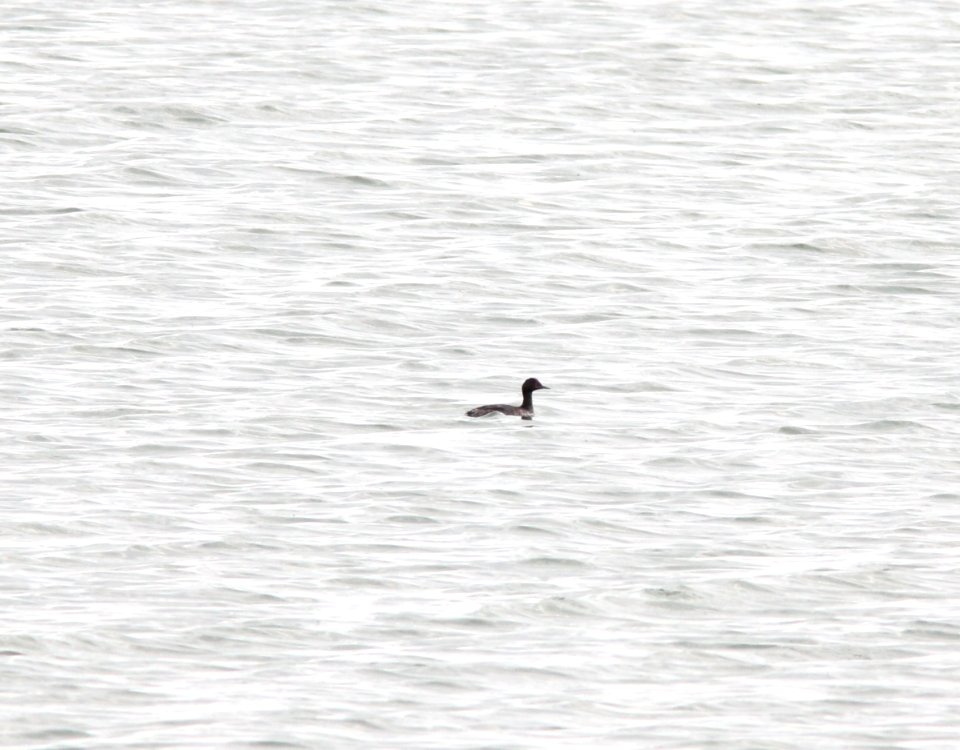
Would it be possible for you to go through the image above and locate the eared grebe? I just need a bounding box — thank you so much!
[466,378,550,420]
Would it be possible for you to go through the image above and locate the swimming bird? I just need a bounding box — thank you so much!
[465,378,550,420]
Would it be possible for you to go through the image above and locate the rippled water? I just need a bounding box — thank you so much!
[4,1,960,747]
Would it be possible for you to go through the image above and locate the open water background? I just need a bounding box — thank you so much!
[3,1,960,747]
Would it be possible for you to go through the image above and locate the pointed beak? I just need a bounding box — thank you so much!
[540,385,550,390]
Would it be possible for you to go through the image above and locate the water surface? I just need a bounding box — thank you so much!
[3,1,960,748]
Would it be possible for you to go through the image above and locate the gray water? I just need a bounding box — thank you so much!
[4,1,960,748]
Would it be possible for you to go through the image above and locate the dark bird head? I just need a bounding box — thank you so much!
[522,377,549,393]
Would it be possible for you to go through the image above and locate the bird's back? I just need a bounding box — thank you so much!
[465,404,523,417]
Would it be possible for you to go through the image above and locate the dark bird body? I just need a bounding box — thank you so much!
[466,378,550,420]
